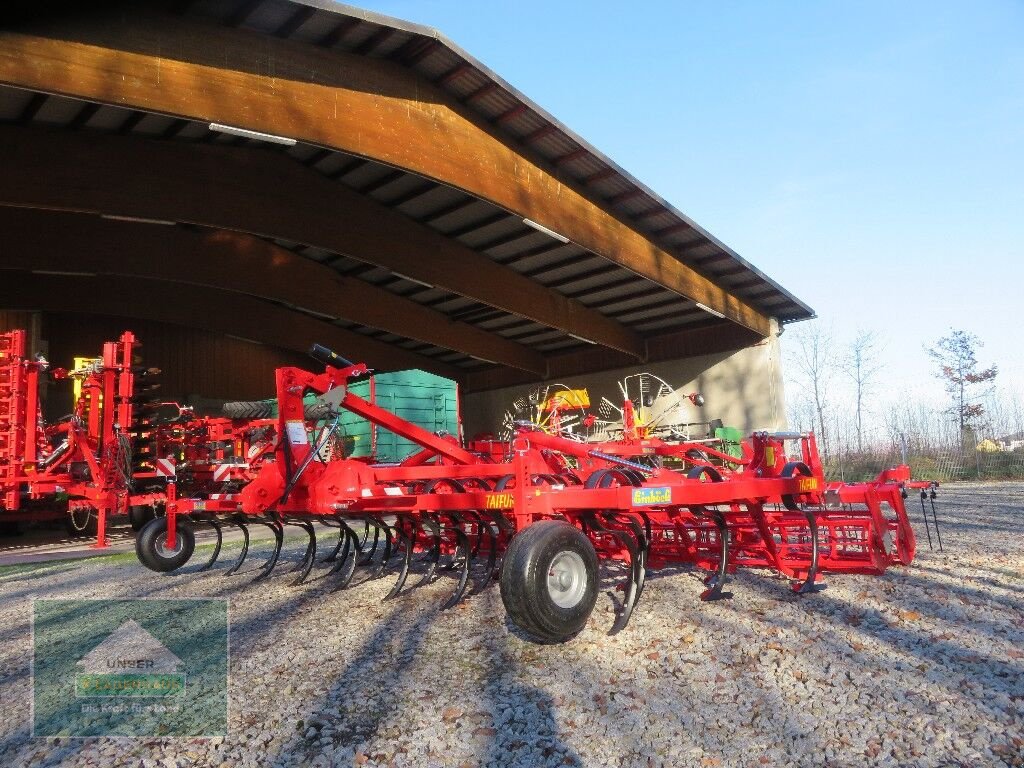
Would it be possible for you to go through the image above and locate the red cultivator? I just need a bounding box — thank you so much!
[0,329,165,543]
[137,345,936,643]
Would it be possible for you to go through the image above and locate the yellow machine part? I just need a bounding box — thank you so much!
[71,356,100,403]
[540,388,590,413]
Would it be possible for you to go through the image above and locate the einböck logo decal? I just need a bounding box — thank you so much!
[631,487,672,506]
[797,477,819,492]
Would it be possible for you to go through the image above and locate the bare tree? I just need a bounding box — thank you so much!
[787,324,836,455]
[843,330,882,453]
[926,329,998,439]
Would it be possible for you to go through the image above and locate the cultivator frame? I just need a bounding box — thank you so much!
[138,344,935,642]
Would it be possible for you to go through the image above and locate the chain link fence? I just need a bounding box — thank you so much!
[822,444,1024,483]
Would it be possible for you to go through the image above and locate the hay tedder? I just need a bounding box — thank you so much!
[136,344,937,643]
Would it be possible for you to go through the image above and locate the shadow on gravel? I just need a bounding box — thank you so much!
[739,573,1023,714]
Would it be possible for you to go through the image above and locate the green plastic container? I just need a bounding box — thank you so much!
[341,370,460,462]
[256,370,460,463]
[714,426,746,459]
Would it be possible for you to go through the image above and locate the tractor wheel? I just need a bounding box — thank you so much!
[136,517,195,573]
[500,520,598,643]
[222,401,332,421]
[128,504,156,532]
[221,400,274,420]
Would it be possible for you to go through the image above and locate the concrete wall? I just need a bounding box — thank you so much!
[462,330,787,439]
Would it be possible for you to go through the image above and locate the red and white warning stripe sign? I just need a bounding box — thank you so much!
[155,458,176,478]
[213,464,237,483]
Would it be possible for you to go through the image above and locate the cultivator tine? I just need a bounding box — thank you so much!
[700,509,734,602]
[253,518,284,581]
[918,490,934,551]
[441,517,472,610]
[357,519,380,565]
[385,517,415,600]
[794,509,826,594]
[928,486,943,552]
[224,516,250,576]
[195,517,223,571]
[465,511,500,590]
[365,515,394,579]
[416,518,442,587]
[320,518,346,563]
[607,512,648,601]
[330,521,360,590]
[288,520,317,586]
[586,513,641,634]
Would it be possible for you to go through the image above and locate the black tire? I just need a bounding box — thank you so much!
[499,520,599,643]
[222,401,274,420]
[0,520,23,537]
[136,517,195,573]
[128,504,156,532]
[222,401,332,421]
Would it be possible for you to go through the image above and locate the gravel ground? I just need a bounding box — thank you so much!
[0,482,1021,767]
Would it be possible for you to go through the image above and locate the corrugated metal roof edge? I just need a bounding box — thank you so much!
[288,0,814,324]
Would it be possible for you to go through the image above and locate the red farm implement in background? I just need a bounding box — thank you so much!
[0,329,166,545]
[136,344,938,643]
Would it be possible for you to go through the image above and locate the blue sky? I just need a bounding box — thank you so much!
[353,0,1023,404]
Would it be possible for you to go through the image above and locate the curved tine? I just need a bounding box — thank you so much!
[224,515,250,576]
[589,514,639,634]
[929,492,943,552]
[614,513,649,600]
[331,522,361,591]
[328,519,355,575]
[320,516,346,563]
[700,509,734,601]
[385,517,415,600]
[366,515,394,579]
[476,520,499,591]
[794,509,826,594]
[290,521,317,586]
[357,519,381,566]
[603,512,644,627]
[416,518,442,587]
[197,518,223,571]
[436,512,460,573]
[485,509,515,535]
[285,520,315,572]
[464,510,485,559]
[441,524,472,610]
[253,519,284,582]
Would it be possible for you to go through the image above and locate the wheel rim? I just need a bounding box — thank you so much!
[546,550,587,609]
[155,532,184,559]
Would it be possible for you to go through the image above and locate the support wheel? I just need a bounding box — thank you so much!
[500,520,598,643]
[136,517,195,573]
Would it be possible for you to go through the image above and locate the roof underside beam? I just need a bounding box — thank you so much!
[0,206,549,376]
[463,322,763,393]
[0,272,462,379]
[0,123,637,359]
[0,8,770,337]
